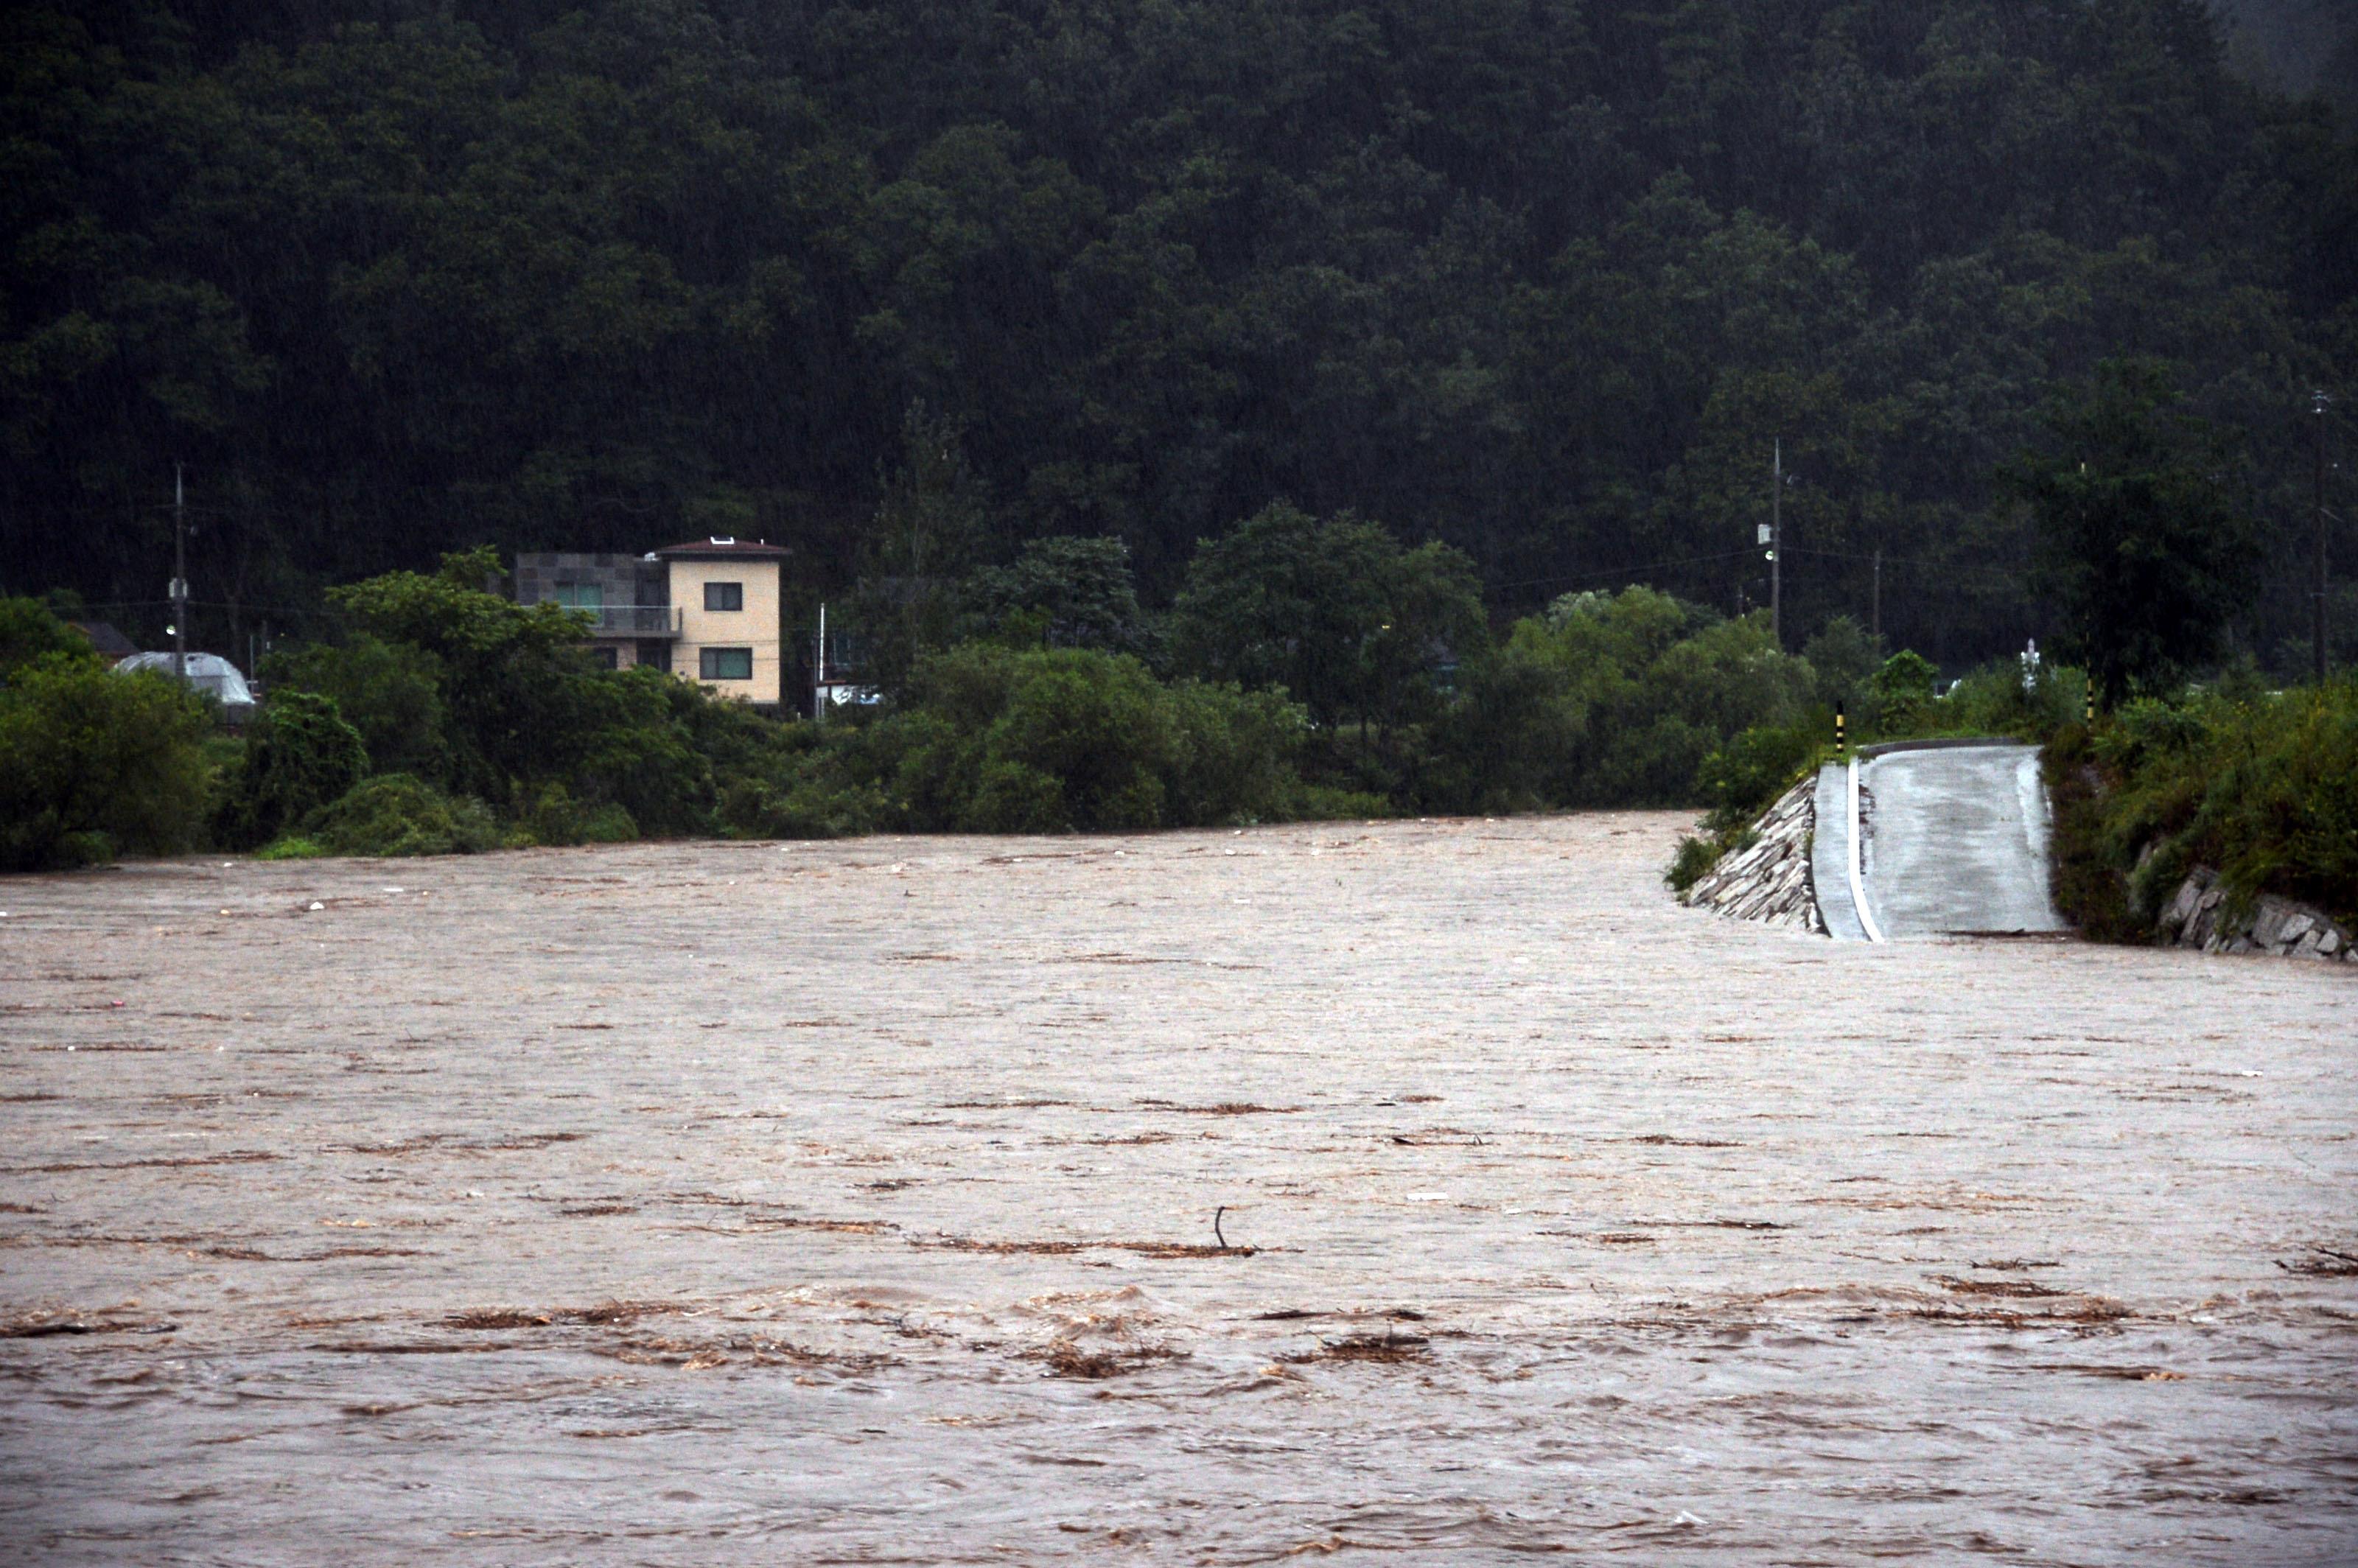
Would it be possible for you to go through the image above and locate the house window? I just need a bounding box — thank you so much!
[553,582,604,609]
[592,647,619,670]
[700,647,753,680]
[704,581,744,612]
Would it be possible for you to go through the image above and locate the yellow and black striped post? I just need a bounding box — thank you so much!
[2085,684,2096,727]
[1834,702,1846,757]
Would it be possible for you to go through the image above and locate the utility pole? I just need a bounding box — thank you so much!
[2317,391,2332,685]
[1770,438,1783,646]
[171,463,189,685]
[814,601,827,721]
[1872,547,1882,644]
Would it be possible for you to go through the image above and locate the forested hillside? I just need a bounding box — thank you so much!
[4,0,2353,670]
[2214,0,2358,106]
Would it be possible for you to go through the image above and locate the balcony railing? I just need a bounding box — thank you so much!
[571,604,683,637]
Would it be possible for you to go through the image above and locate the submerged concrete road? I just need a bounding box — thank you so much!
[1858,742,2069,937]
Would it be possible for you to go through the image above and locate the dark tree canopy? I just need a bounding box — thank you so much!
[1,0,2351,673]
[2014,359,2261,700]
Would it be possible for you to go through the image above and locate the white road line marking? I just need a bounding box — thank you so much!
[1848,755,1886,945]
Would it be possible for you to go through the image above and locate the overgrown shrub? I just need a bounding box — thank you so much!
[1865,649,1938,729]
[1933,660,2083,741]
[514,782,637,847]
[964,648,1174,830]
[1284,783,1393,821]
[298,774,500,858]
[1695,719,1820,830]
[264,635,448,778]
[1164,680,1306,825]
[716,771,888,839]
[2040,725,2144,942]
[1667,826,1757,894]
[724,644,1315,836]
[216,690,369,849]
[0,649,214,872]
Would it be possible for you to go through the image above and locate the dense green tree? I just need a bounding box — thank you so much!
[0,598,97,672]
[0,614,213,870]
[216,688,368,848]
[849,402,995,693]
[1172,502,1483,733]
[1424,587,1813,810]
[325,546,601,797]
[761,642,1312,835]
[264,635,448,778]
[2010,360,2261,700]
[1801,615,1881,710]
[959,535,1150,654]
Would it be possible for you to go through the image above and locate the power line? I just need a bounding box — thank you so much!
[1492,547,1756,595]
[1784,545,1944,569]
[77,598,329,617]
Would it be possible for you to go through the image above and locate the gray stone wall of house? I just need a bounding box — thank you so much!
[2154,867,2353,962]
[514,553,666,613]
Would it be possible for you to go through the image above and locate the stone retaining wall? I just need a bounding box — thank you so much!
[2155,867,2353,962]
[1679,776,1822,934]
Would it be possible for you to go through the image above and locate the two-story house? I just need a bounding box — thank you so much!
[514,539,788,708]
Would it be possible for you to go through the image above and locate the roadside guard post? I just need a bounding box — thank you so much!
[1834,701,1846,757]
[2085,685,2095,727]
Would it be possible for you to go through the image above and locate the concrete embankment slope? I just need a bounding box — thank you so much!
[1855,741,2066,938]
[1675,774,1822,931]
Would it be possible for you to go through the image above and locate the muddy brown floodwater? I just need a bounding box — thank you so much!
[1,814,2354,1564]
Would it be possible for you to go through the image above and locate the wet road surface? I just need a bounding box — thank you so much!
[1859,745,2069,937]
[2,816,2353,1564]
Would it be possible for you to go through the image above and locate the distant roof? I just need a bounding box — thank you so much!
[116,651,256,708]
[653,537,789,560]
[67,620,139,658]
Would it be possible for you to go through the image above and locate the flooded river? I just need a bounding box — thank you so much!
[3,815,2353,1563]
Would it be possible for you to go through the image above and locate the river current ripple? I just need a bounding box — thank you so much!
[3,815,2352,1564]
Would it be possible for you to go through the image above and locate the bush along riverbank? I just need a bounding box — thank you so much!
[2046,677,2358,955]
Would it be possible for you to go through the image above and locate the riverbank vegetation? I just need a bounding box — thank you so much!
[0,538,1894,865]
[2047,678,2358,936]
